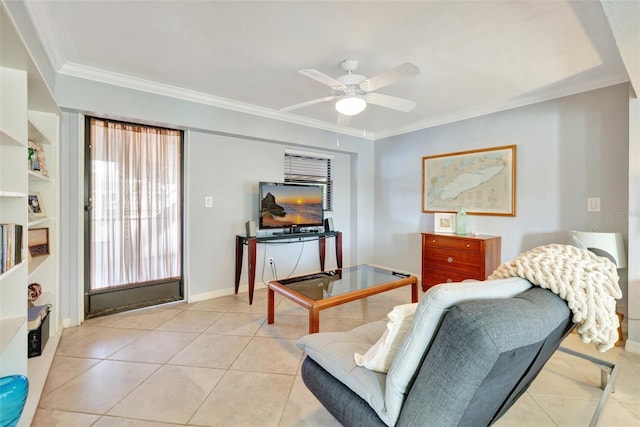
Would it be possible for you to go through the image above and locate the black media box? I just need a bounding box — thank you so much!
[28,309,50,358]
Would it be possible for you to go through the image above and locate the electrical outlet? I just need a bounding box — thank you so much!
[268,257,274,265]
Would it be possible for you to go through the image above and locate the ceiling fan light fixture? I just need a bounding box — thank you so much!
[335,96,366,116]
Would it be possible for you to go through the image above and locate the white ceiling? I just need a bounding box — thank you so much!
[24,0,630,139]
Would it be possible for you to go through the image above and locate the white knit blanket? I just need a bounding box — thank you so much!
[488,244,622,352]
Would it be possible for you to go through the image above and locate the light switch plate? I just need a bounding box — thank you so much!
[587,197,600,212]
[205,196,213,208]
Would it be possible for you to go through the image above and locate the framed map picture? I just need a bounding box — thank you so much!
[422,145,516,216]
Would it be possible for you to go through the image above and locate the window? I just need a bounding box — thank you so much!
[284,149,334,211]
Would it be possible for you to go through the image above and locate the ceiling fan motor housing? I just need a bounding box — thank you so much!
[337,74,367,95]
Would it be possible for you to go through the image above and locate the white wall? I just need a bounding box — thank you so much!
[56,75,373,324]
[374,83,631,321]
[186,130,353,300]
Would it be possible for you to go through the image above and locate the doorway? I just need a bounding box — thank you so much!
[84,117,183,317]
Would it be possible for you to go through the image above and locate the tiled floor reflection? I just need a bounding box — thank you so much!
[34,287,640,426]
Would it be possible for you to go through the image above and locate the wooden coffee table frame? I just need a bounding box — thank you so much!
[267,267,419,334]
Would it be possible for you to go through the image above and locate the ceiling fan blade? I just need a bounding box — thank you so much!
[359,62,420,92]
[365,93,417,112]
[299,69,346,91]
[281,95,339,112]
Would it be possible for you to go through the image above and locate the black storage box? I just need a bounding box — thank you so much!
[27,308,50,358]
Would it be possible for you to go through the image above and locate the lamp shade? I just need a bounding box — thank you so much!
[335,96,366,116]
[569,230,627,268]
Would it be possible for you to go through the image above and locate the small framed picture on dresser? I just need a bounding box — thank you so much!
[434,213,456,233]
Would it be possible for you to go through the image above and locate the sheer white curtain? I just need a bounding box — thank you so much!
[90,118,181,290]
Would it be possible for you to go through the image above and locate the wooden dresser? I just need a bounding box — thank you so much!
[421,232,501,292]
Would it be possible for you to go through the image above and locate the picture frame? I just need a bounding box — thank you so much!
[28,192,46,218]
[422,145,516,216]
[28,228,49,257]
[28,141,48,177]
[434,212,456,233]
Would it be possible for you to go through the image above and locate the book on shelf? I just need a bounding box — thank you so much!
[0,223,23,274]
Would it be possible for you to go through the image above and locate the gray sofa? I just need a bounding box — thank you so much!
[297,280,575,426]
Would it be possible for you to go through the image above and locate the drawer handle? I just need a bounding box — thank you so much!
[466,244,470,248]
[446,278,452,283]
[432,240,436,243]
[447,256,453,263]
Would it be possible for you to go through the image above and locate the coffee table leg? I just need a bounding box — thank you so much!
[309,307,320,334]
[268,287,275,325]
[411,282,419,303]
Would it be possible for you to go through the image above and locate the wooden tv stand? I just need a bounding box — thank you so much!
[235,231,342,304]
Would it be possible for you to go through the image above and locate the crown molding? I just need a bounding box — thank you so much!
[58,62,374,140]
[374,77,629,140]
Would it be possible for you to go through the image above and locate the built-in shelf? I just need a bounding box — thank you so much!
[28,218,49,228]
[22,328,60,425]
[28,120,49,145]
[0,190,27,198]
[0,128,26,147]
[28,255,49,276]
[28,170,51,182]
[0,263,23,280]
[2,4,60,424]
[28,111,57,144]
[0,316,26,353]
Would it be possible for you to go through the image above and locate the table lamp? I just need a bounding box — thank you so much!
[569,230,627,268]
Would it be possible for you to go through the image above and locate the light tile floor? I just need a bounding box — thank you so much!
[34,287,640,426]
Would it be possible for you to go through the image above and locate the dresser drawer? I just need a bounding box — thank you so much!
[421,232,501,292]
[422,234,481,252]
[421,270,481,290]
[423,247,481,271]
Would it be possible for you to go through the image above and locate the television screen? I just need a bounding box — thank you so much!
[259,182,324,230]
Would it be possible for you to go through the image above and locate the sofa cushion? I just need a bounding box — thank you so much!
[296,319,389,416]
[354,302,418,373]
[383,276,532,426]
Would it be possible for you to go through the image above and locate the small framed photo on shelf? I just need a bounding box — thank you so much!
[28,192,46,218]
[28,228,49,257]
[434,212,456,233]
[28,141,48,177]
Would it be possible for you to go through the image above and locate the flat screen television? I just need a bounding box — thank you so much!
[259,182,324,231]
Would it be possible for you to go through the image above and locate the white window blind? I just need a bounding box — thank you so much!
[284,150,333,211]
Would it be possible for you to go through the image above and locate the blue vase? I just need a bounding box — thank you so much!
[0,375,29,427]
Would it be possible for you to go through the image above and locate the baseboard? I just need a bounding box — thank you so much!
[189,283,267,303]
[624,338,640,354]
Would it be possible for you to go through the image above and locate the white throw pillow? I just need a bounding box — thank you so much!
[354,303,418,373]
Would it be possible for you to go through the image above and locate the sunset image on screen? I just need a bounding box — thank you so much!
[276,186,322,205]
[261,184,323,227]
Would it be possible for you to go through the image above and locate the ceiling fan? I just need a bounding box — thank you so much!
[282,59,420,117]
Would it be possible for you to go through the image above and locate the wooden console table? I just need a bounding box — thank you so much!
[235,231,342,304]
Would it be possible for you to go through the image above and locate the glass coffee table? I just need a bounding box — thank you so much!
[267,265,419,333]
